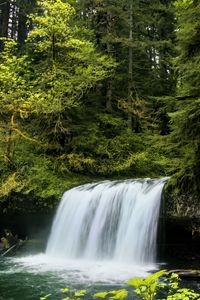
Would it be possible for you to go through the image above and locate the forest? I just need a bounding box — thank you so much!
[0,0,199,212]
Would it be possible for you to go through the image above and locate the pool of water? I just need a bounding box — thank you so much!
[0,254,158,300]
[0,254,199,300]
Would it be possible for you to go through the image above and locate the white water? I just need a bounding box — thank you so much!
[46,179,167,266]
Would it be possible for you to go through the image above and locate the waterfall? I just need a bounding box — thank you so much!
[46,178,167,265]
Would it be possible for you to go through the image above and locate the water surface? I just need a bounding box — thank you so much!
[0,254,157,299]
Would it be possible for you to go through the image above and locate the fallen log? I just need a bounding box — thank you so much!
[1,244,17,257]
[169,269,200,280]
[1,239,27,257]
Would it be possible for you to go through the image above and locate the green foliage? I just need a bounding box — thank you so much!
[174,0,193,8]
[174,0,200,97]
[0,0,117,209]
[128,269,168,300]
[0,0,197,211]
[26,0,115,114]
[167,288,200,300]
[94,289,128,300]
[60,287,87,300]
[167,0,200,198]
[0,38,31,116]
[0,173,24,199]
[128,270,199,300]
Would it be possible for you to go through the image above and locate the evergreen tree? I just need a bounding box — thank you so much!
[25,0,114,148]
[77,0,176,131]
[170,0,200,194]
[175,0,200,98]
[0,0,115,201]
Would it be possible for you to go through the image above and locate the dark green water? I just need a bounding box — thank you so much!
[0,257,65,300]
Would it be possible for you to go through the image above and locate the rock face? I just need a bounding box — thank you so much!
[163,188,200,218]
[159,187,200,267]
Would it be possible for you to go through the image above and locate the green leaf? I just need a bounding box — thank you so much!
[74,290,87,297]
[109,289,128,299]
[40,294,51,300]
[93,292,109,298]
[61,288,69,293]
[128,277,144,287]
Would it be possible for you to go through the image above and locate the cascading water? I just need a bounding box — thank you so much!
[46,178,167,266]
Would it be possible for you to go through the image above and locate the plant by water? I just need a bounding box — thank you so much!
[39,270,200,300]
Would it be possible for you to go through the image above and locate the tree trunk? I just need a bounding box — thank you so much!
[106,78,112,112]
[18,2,28,46]
[10,0,18,40]
[128,0,133,130]
[5,115,14,166]
[52,33,56,61]
[106,12,113,112]
[0,0,10,37]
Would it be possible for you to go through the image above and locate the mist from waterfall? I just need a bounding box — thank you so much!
[46,179,167,265]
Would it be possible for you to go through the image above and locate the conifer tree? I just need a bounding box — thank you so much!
[77,0,176,131]
[25,0,114,148]
[0,0,115,199]
[171,0,200,194]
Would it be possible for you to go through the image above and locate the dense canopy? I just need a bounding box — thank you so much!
[0,0,199,211]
